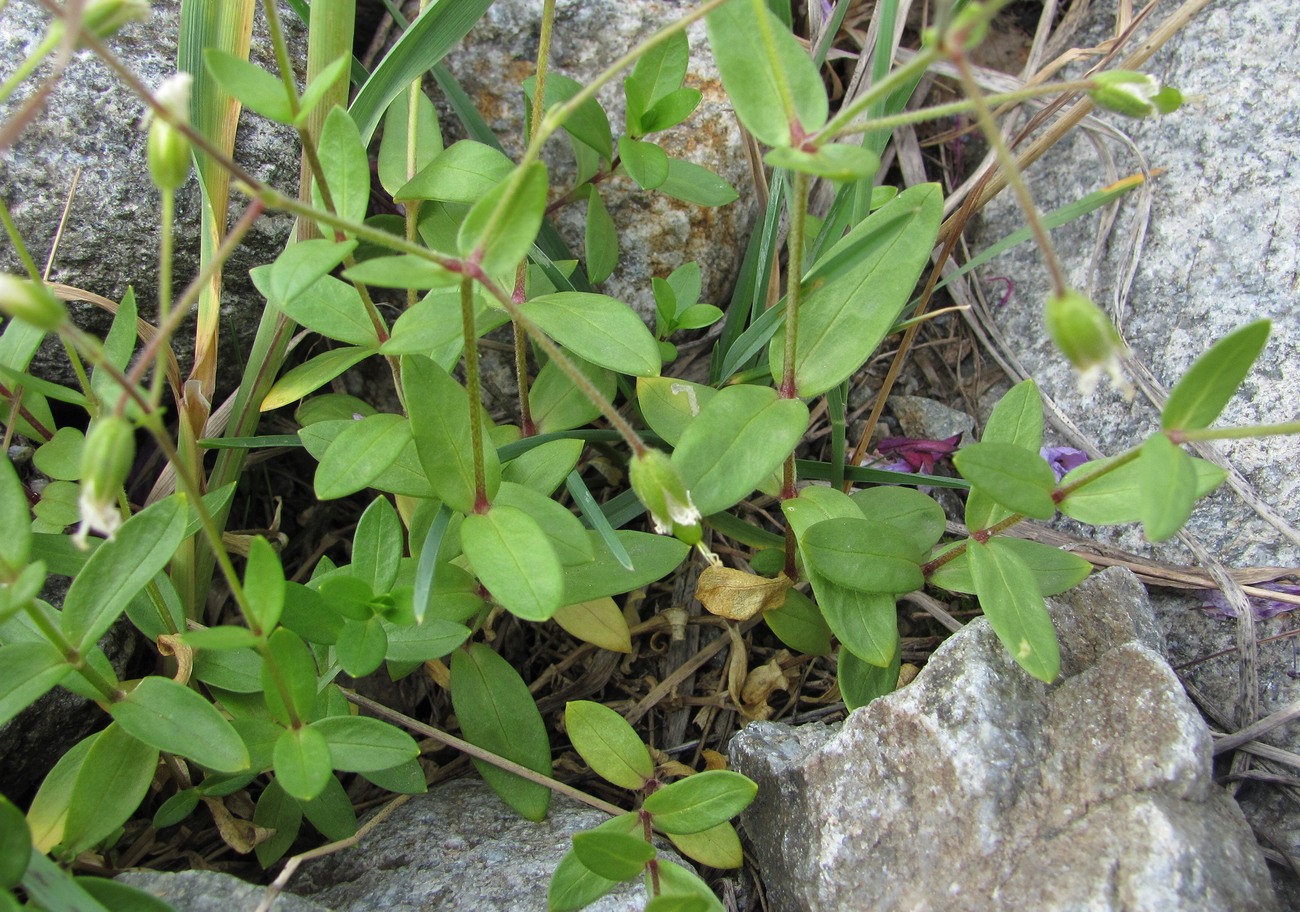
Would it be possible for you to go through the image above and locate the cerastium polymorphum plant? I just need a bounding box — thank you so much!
[1,0,1295,909]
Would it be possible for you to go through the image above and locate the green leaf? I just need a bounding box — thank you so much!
[259,240,358,310]
[1138,434,1198,542]
[300,774,358,842]
[458,162,549,276]
[26,731,93,852]
[244,536,285,634]
[204,49,292,123]
[261,346,374,412]
[641,87,702,134]
[152,788,200,829]
[636,376,719,447]
[61,724,157,854]
[352,495,403,594]
[314,105,371,226]
[674,303,723,330]
[395,139,513,203]
[461,505,564,621]
[849,486,946,553]
[657,158,740,207]
[0,796,29,889]
[642,770,757,835]
[0,455,32,576]
[565,700,653,789]
[362,758,428,795]
[768,184,942,397]
[0,642,68,729]
[762,587,832,656]
[629,29,688,113]
[654,862,723,911]
[61,494,188,652]
[705,0,827,147]
[403,354,500,512]
[334,615,386,677]
[969,539,1060,683]
[764,144,879,181]
[310,715,419,772]
[1058,453,1225,525]
[619,137,670,189]
[584,190,618,285]
[524,73,613,162]
[295,53,352,127]
[383,616,471,662]
[451,643,552,820]
[343,254,458,290]
[254,269,381,347]
[274,725,334,801]
[572,831,654,881]
[191,647,263,694]
[953,442,1057,520]
[549,848,619,911]
[378,84,443,197]
[672,385,808,515]
[552,598,632,653]
[809,576,898,667]
[263,628,318,728]
[253,778,303,867]
[981,379,1044,450]
[492,482,594,565]
[110,677,250,773]
[561,531,688,604]
[526,293,661,377]
[666,821,744,870]
[74,877,179,912]
[800,518,924,593]
[314,414,413,500]
[1162,320,1271,430]
[530,354,615,434]
[929,537,1091,597]
[838,644,900,711]
[318,574,374,621]
[32,426,84,482]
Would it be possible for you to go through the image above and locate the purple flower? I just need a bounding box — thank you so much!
[1197,582,1300,620]
[1041,446,1090,482]
[870,434,962,475]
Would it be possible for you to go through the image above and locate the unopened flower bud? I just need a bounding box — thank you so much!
[1089,70,1182,118]
[0,274,66,331]
[629,448,701,541]
[1045,290,1131,398]
[147,73,192,193]
[82,0,151,40]
[75,416,135,547]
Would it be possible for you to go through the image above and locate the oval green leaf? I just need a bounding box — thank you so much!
[838,642,901,711]
[642,770,757,835]
[572,831,655,882]
[310,715,419,773]
[968,538,1060,683]
[274,725,333,801]
[1162,320,1270,431]
[525,293,661,377]
[565,700,653,790]
[800,518,924,594]
[461,505,564,621]
[110,677,250,773]
[1139,434,1198,542]
[62,723,158,855]
[952,442,1057,520]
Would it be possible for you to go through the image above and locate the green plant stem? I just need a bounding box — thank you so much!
[21,601,125,702]
[151,190,176,407]
[825,79,1100,142]
[951,51,1067,298]
[1171,421,1300,443]
[510,0,557,437]
[0,194,43,281]
[262,0,302,121]
[0,28,57,105]
[814,46,939,143]
[779,171,810,398]
[460,278,489,512]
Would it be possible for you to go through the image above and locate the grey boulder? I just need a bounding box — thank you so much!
[729,567,1278,911]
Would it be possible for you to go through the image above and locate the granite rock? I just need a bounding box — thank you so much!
[115,870,333,912]
[0,0,302,397]
[728,568,1278,911]
[439,0,754,320]
[291,777,692,912]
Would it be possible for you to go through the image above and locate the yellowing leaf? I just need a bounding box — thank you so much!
[695,566,792,620]
[553,598,633,653]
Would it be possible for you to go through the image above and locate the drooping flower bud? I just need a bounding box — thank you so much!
[1044,290,1131,398]
[147,73,193,193]
[629,448,701,542]
[81,0,151,40]
[1089,70,1183,118]
[0,274,66,331]
[74,415,135,548]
